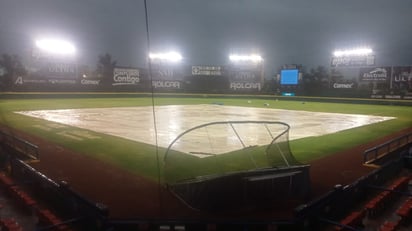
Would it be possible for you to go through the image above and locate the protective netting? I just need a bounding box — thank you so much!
[163,121,300,185]
[163,121,310,211]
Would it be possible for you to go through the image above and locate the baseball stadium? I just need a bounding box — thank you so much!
[1,67,412,230]
[1,1,412,231]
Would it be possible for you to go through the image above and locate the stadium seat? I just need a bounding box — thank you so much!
[36,209,71,231]
[389,176,410,191]
[396,197,412,219]
[378,220,400,231]
[8,185,37,211]
[0,218,23,231]
[365,191,392,217]
[0,173,15,187]
[334,210,365,231]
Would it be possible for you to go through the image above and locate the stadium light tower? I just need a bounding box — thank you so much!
[149,51,182,63]
[229,54,263,63]
[333,47,373,57]
[229,53,265,88]
[35,38,76,56]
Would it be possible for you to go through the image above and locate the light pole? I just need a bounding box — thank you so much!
[332,48,373,57]
[148,51,183,90]
[34,39,76,57]
[149,51,182,63]
[33,38,78,85]
[229,54,263,63]
[331,47,373,89]
[229,54,264,92]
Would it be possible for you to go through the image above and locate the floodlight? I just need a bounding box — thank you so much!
[149,52,182,62]
[333,48,373,57]
[35,39,76,55]
[229,54,263,63]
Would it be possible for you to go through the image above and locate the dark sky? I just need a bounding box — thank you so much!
[1,0,412,75]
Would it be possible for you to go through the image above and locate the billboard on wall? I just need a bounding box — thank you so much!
[149,65,184,90]
[391,66,412,92]
[112,67,140,86]
[43,62,77,79]
[152,80,182,90]
[28,61,77,79]
[227,67,261,91]
[191,66,223,76]
[331,55,375,67]
[359,67,391,81]
[332,82,355,89]
[15,61,78,87]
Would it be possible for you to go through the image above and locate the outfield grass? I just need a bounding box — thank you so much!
[0,96,411,182]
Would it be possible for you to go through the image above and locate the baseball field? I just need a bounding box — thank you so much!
[0,93,411,219]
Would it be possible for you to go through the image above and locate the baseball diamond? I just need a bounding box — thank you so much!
[15,104,394,155]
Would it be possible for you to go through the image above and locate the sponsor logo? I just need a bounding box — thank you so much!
[14,77,47,85]
[230,82,261,90]
[113,68,140,85]
[152,80,181,89]
[370,68,386,74]
[81,79,100,85]
[48,63,76,74]
[393,73,412,82]
[156,69,174,78]
[192,66,222,76]
[48,79,76,84]
[233,71,256,80]
[361,67,389,81]
[404,95,412,100]
[333,83,354,89]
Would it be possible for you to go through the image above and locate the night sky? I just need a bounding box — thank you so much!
[1,0,412,75]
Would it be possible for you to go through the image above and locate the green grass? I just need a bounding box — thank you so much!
[0,96,411,183]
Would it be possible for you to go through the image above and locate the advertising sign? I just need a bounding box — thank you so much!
[112,68,140,86]
[192,66,222,76]
[152,80,181,89]
[331,55,375,67]
[391,66,412,92]
[14,76,47,85]
[229,82,261,91]
[332,82,355,89]
[29,61,77,80]
[80,79,100,86]
[359,67,391,81]
[150,66,184,81]
[227,65,261,92]
[229,70,260,82]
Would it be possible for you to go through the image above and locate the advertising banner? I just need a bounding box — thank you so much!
[191,66,223,76]
[14,60,78,88]
[229,82,261,91]
[80,78,101,86]
[359,67,391,82]
[229,68,260,81]
[152,80,182,90]
[149,63,184,81]
[29,61,77,79]
[227,66,262,92]
[391,66,412,93]
[112,67,140,86]
[332,82,356,89]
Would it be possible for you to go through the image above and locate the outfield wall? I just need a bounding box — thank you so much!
[1,92,411,106]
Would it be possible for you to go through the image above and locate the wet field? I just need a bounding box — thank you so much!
[16,104,394,155]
